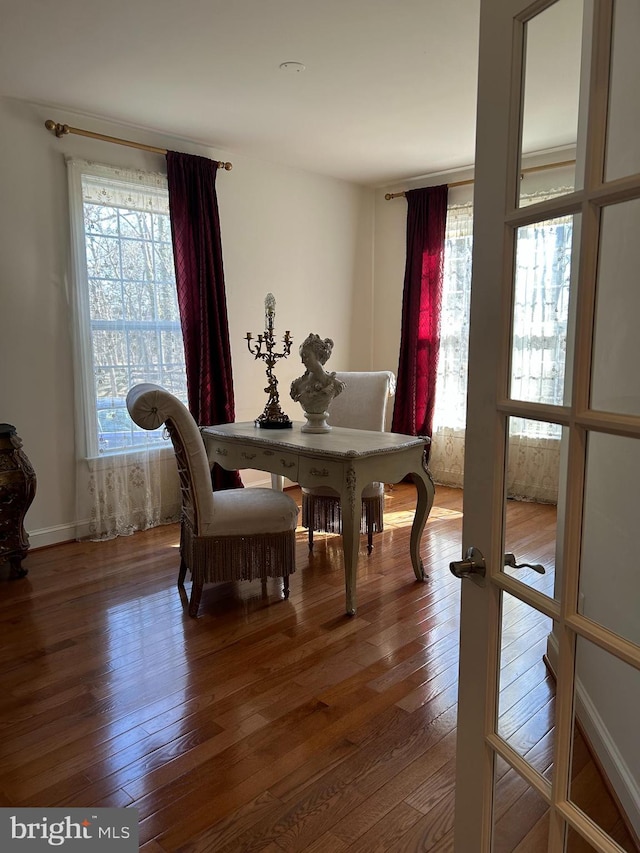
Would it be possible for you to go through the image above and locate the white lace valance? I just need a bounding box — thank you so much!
[67,158,169,214]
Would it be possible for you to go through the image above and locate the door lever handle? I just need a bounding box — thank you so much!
[450,547,486,579]
[503,553,546,574]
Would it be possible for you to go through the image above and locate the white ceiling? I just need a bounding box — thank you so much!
[0,0,581,186]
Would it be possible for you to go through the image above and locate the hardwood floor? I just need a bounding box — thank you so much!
[0,483,635,852]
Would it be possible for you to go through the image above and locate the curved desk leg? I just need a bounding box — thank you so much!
[408,464,435,582]
[340,465,362,616]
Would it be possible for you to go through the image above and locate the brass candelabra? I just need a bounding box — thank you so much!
[245,293,293,428]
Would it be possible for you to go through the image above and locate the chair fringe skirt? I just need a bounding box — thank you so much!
[181,522,296,584]
[302,493,384,535]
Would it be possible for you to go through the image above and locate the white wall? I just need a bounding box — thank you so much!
[0,96,374,544]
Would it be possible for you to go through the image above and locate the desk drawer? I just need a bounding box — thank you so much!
[208,441,243,470]
[298,457,344,488]
[257,447,299,479]
[207,441,299,479]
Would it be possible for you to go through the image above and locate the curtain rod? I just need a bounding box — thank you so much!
[44,120,233,170]
[384,158,576,199]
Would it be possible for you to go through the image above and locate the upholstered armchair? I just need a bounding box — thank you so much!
[302,370,396,553]
[126,383,299,617]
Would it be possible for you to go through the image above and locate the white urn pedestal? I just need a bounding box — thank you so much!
[301,411,331,433]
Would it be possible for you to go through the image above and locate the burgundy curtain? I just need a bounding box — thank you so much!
[166,150,241,489]
[391,184,448,445]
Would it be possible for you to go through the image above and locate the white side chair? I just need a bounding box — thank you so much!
[126,383,299,617]
[302,370,396,553]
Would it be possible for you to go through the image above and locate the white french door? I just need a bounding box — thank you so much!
[453,0,640,851]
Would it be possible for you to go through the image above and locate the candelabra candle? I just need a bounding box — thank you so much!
[245,293,293,429]
[265,292,276,331]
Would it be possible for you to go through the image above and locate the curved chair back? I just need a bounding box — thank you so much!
[326,371,396,431]
[126,384,215,533]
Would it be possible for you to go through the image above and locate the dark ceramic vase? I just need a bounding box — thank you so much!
[0,423,37,578]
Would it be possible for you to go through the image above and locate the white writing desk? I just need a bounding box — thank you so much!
[201,422,434,615]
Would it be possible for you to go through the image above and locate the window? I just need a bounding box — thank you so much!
[433,202,474,432]
[430,190,575,499]
[434,198,573,437]
[510,215,573,425]
[68,161,187,456]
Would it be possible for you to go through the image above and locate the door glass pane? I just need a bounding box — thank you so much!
[566,828,601,851]
[519,0,583,207]
[570,636,640,851]
[503,417,564,601]
[497,591,555,769]
[493,757,551,851]
[591,199,640,416]
[605,0,640,181]
[581,431,640,647]
[510,216,576,406]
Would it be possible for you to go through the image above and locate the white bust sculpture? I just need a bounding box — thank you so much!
[290,333,345,432]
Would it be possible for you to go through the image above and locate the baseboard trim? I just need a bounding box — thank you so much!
[28,522,88,550]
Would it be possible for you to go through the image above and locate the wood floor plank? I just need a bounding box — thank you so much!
[511,813,550,852]
[494,784,551,853]
[330,729,458,846]
[384,790,455,852]
[140,840,169,853]
[345,801,425,853]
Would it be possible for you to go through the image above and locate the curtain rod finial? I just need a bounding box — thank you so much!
[45,119,69,138]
